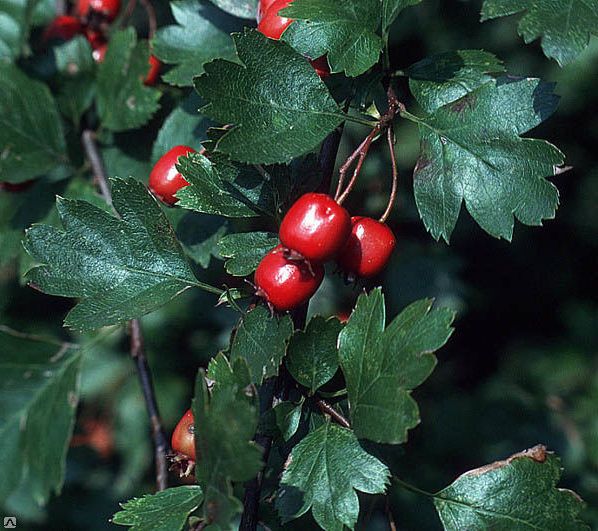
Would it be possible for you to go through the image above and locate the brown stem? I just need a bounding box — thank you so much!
[315,398,351,429]
[379,126,398,223]
[81,130,113,210]
[385,496,397,531]
[336,132,377,205]
[120,0,137,26]
[138,0,157,39]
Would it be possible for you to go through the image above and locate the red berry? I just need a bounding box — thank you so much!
[42,16,83,42]
[310,56,330,78]
[171,409,196,461]
[76,0,121,22]
[257,0,293,40]
[257,0,278,21]
[144,55,161,86]
[149,146,195,206]
[255,245,324,311]
[0,180,34,192]
[279,193,351,263]
[92,41,108,62]
[337,217,396,278]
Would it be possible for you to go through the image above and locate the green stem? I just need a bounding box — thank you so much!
[190,279,224,296]
[344,114,378,128]
[392,476,436,498]
[399,109,422,124]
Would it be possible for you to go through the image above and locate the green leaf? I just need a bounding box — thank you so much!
[217,231,279,276]
[207,352,252,398]
[175,212,228,268]
[409,76,564,242]
[112,486,203,531]
[0,63,68,183]
[176,152,276,218]
[193,361,262,527]
[286,316,343,394]
[277,423,390,530]
[152,0,236,87]
[434,445,589,530]
[271,400,302,441]
[0,0,41,61]
[338,290,454,444]
[152,92,211,163]
[281,0,383,77]
[406,50,505,112]
[24,177,214,332]
[97,29,161,132]
[207,0,257,19]
[230,306,294,384]
[194,28,344,164]
[0,327,81,506]
[382,0,422,30]
[481,0,598,66]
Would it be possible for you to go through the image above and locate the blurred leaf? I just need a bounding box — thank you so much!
[382,0,422,30]
[277,423,390,530]
[0,327,81,506]
[97,29,161,132]
[207,0,257,19]
[152,0,236,87]
[410,77,563,242]
[230,306,294,384]
[0,0,41,61]
[434,445,589,530]
[281,0,383,76]
[194,29,344,164]
[338,290,454,444]
[24,177,214,331]
[0,63,68,183]
[217,231,278,276]
[406,50,505,112]
[286,316,342,394]
[112,486,203,531]
[176,152,276,218]
[481,0,598,66]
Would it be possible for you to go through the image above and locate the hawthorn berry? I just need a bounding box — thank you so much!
[309,56,331,78]
[144,55,161,86]
[171,409,196,461]
[257,0,293,40]
[337,217,396,278]
[42,16,83,43]
[255,245,324,311]
[279,193,351,263]
[149,145,195,206]
[76,0,121,22]
[91,41,108,62]
[257,0,278,22]
[0,180,34,192]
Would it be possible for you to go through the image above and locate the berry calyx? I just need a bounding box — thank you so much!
[337,217,396,278]
[310,56,331,78]
[42,16,84,43]
[149,145,195,206]
[76,0,121,22]
[279,193,351,263]
[257,0,293,40]
[144,55,161,86]
[255,245,324,311]
[171,409,196,461]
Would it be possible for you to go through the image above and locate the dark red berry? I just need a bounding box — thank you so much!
[310,56,330,78]
[144,55,161,86]
[171,409,196,461]
[0,180,34,192]
[255,245,324,311]
[337,217,396,278]
[42,16,83,43]
[279,193,351,263]
[76,0,121,22]
[257,0,293,40]
[149,146,195,206]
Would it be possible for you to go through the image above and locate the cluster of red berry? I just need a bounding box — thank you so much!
[42,0,160,84]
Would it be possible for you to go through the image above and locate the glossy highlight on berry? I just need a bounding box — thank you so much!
[149,145,195,206]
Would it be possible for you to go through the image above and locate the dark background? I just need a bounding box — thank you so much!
[1,0,596,529]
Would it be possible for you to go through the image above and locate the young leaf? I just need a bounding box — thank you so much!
[408,76,564,242]
[481,0,598,66]
[434,445,589,530]
[24,177,216,331]
[97,29,161,132]
[338,290,454,444]
[152,0,236,87]
[194,28,344,164]
[286,316,343,394]
[0,64,68,183]
[217,232,279,276]
[382,0,422,31]
[406,50,505,112]
[0,327,81,505]
[207,0,257,20]
[281,0,383,77]
[112,486,203,531]
[193,363,262,527]
[277,423,390,530]
[176,152,276,218]
[230,306,294,384]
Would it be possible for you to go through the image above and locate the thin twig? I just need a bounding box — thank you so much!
[138,0,157,39]
[120,0,137,26]
[315,398,351,429]
[379,126,398,223]
[385,496,397,531]
[82,130,113,210]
